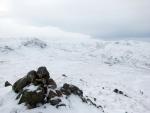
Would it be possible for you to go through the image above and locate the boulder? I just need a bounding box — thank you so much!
[60,83,72,96]
[37,67,50,84]
[12,70,38,93]
[61,83,83,97]
[18,89,45,108]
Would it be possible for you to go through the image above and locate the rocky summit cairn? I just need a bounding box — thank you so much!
[6,66,104,111]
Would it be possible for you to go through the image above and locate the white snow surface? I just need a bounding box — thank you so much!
[23,84,39,92]
[0,37,150,113]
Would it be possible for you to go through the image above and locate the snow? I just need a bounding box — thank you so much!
[23,84,39,92]
[0,37,150,113]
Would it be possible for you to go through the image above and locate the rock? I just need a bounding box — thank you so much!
[47,90,57,100]
[5,81,12,87]
[113,89,127,97]
[94,98,96,101]
[81,97,87,103]
[69,84,83,97]
[62,74,67,77]
[49,98,61,106]
[0,46,14,54]
[47,78,57,89]
[22,38,47,49]
[81,96,104,112]
[12,70,38,93]
[37,67,50,83]
[12,77,30,93]
[10,66,103,110]
[61,83,83,97]
[113,89,119,93]
[55,90,62,97]
[119,91,123,94]
[60,83,72,96]
[56,104,66,108]
[18,89,45,108]
[27,70,39,83]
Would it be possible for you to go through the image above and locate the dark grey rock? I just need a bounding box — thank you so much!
[37,67,50,83]
[22,38,47,49]
[47,90,57,100]
[47,78,57,89]
[56,104,66,108]
[49,99,61,106]
[61,83,83,97]
[5,81,12,87]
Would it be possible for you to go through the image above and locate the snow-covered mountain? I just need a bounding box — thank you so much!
[0,37,150,113]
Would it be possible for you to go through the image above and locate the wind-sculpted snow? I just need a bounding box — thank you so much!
[0,37,150,113]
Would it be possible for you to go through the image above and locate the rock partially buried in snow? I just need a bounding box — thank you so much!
[0,46,14,54]
[5,81,12,87]
[10,66,104,111]
[22,38,47,48]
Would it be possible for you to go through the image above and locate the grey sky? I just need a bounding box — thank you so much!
[0,0,150,39]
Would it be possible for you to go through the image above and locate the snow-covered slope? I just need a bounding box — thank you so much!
[0,37,150,113]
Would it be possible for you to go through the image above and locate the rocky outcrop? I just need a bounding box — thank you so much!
[22,38,47,48]
[10,66,103,111]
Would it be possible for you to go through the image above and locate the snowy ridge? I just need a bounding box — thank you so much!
[1,38,150,69]
[0,37,150,113]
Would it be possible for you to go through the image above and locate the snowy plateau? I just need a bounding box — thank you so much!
[0,37,150,113]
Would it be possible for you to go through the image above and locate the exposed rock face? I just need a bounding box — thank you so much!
[22,38,47,49]
[11,66,103,111]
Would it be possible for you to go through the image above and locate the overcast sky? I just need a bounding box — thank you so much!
[0,0,150,40]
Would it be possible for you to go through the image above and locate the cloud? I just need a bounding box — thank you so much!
[0,0,150,39]
[0,18,90,39]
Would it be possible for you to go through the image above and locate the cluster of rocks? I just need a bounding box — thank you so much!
[5,66,103,111]
[113,89,128,97]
